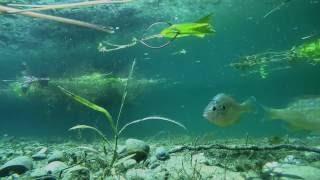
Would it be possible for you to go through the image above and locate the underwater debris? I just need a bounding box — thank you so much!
[5,0,133,14]
[98,13,215,52]
[0,2,118,33]
[169,143,320,154]
[230,38,320,78]
[203,93,254,127]
[171,49,187,55]
[263,0,293,19]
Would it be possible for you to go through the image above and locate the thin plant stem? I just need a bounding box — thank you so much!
[115,58,136,130]
[111,58,136,167]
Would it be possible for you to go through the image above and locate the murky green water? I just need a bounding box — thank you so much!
[1,1,320,179]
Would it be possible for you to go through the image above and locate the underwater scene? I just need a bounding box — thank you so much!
[1,0,320,179]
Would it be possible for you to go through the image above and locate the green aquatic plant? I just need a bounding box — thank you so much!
[160,13,215,39]
[293,38,320,63]
[98,13,215,52]
[3,72,164,105]
[229,51,292,79]
[58,60,186,173]
[230,38,320,78]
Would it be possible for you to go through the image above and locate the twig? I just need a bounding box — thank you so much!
[97,22,175,52]
[0,5,114,33]
[169,144,320,154]
[6,0,133,13]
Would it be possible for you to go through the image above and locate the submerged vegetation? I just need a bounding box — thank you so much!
[1,72,164,104]
[58,60,186,176]
[98,13,215,52]
[230,38,320,78]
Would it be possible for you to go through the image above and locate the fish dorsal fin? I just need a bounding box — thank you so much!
[195,13,213,24]
[288,95,320,105]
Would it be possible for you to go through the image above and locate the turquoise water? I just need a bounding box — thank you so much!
[0,0,320,139]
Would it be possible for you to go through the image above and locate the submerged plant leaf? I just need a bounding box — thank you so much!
[58,86,115,132]
[69,124,111,146]
[160,13,215,39]
[118,116,187,135]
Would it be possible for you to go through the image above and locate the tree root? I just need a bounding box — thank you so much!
[169,144,320,154]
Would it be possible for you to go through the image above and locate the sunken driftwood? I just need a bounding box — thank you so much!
[169,144,320,154]
[6,0,133,14]
[0,5,113,33]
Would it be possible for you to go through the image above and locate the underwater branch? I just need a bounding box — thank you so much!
[0,5,114,33]
[169,144,320,154]
[6,0,134,13]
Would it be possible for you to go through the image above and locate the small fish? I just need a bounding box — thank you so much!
[203,93,253,127]
[264,96,320,131]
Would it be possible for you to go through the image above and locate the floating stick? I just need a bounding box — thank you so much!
[6,0,133,13]
[0,5,114,33]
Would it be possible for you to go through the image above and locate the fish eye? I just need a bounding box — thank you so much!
[221,105,226,110]
[212,106,217,111]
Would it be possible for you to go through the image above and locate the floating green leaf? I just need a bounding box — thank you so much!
[160,13,215,39]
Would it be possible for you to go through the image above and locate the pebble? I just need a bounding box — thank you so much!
[48,150,65,163]
[123,159,137,170]
[0,156,33,177]
[155,146,170,161]
[262,161,320,180]
[31,161,68,178]
[122,138,150,162]
[61,165,90,180]
[32,147,48,161]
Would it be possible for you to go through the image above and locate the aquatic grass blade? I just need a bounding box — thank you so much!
[58,86,115,132]
[69,124,111,146]
[118,116,187,135]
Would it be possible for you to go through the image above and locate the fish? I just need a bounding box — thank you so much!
[160,13,215,39]
[203,93,253,127]
[264,96,320,132]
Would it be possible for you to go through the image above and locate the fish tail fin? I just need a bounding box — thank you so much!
[261,105,282,120]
